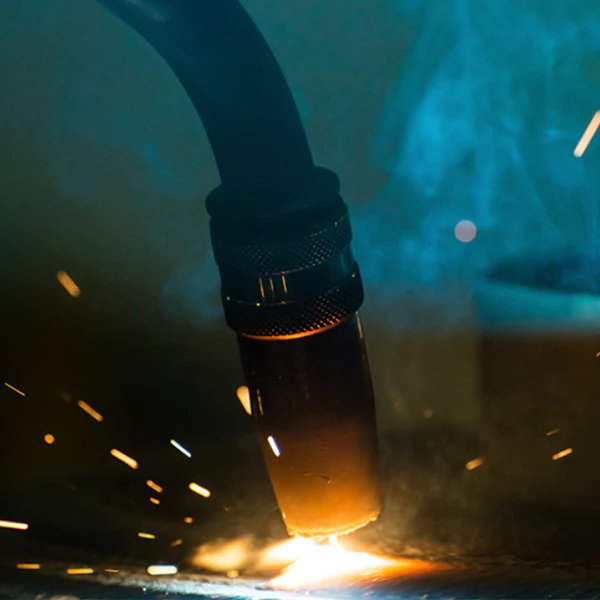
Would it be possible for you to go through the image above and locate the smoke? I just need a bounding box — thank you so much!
[353,0,600,324]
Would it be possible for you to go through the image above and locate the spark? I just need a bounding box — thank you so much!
[105,569,119,573]
[466,457,484,471]
[546,428,560,437]
[56,270,81,297]
[596,351,600,358]
[110,448,138,470]
[138,532,156,540]
[574,111,600,157]
[236,386,252,415]
[170,439,192,458]
[146,479,163,493]
[170,539,183,547]
[147,565,178,576]
[44,434,55,445]
[77,400,103,422]
[189,482,211,498]
[149,497,160,505]
[184,517,193,524]
[17,564,40,570]
[0,520,29,531]
[4,382,25,396]
[552,448,573,461]
[67,568,94,575]
[267,436,281,457]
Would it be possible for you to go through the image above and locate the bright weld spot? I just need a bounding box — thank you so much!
[267,436,281,457]
[44,434,55,445]
[138,532,156,540]
[546,428,560,437]
[553,448,573,461]
[105,569,119,573]
[454,220,477,243]
[4,382,25,397]
[189,482,211,498]
[56,270,81,297]
[17,564,40,570]
[147,565,178,576]
[67,568,94,575]
[0,520,29,531]
[184,517,193,524]
[170,439,191,458]
[574,111,600,157]
[77,400,103,422]
[236,386,252,415]
[110,448,138,470]
[150,497,160,505]
[170,539,183,547]
[146,480,163,493]
[466,457,484,471]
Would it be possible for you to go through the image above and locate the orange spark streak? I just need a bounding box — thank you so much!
[67,568,94,575]
[546,428,560,437]
[77,400,103,422]
[110,448,138,470]
[57,270,81,297]
[105,569,119,573]
[575,112,600,157]
[0,520,28,531]
[17,564,40,570]
[138,532,156,540]
[189,482,211,498]
[146,479,163,493]
[466,457,484,471]
[150,497,160,505]
[147,565,178,575]
[236,386,252,415]
[553,448,573,460]
[44,434,55,445]
[4,382,25,396]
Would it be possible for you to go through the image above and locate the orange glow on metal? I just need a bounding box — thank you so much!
[67,568,94,575]
[17,564,40,570]
[465,457,484,471]
[138,532,156,540]
[267,537,442,590]
[189,482,211,498]
[44,434,55,445]
[146,479,163,493]
[77,400,103,422]
[57,270,81,297]
[552,447,573,460]
[150,497,160,505]
[184,517,193,524]
[147,565,178,576]
[575,111,600,157]
[4,382,25,396]
[267,435,281,457]
[110,448,138,470]
[0,520,28,531]
[236,386,252,415]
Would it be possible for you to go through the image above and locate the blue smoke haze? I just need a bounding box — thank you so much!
[48,0,600,327]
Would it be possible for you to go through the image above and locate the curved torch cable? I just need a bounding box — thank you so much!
[95,0,380,537]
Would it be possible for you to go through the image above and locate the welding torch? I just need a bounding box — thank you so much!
[95,0,380,538]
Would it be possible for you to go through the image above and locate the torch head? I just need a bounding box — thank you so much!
[208,168,380,538]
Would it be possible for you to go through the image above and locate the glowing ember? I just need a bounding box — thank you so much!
[146,479,163,493]
[57,270,81,297]
[465,457,484,471]
[138,532,156,540]
[184,517,193,524]
[44,434,55,445]
[77,400,103,422]
[149,497,160,505]
[170,539,183,547]
[17,564,40,570]
[147,565,178,575]
[267,537,438,590]
[189,482,211,498]
[170,439,192,457]
[0,520,28,531]
[110,448,138,470]
[105,569,119,573]
[4,382,25,396]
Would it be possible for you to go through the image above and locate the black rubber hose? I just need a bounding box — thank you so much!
[96,0,315,213]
